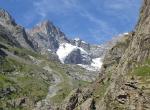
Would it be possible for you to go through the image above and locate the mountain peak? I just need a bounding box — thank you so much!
[30,20,53,35]
[29,20,64,37]
[0,8,16,25]
[36,20,52,28]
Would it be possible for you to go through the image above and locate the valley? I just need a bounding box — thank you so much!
[0,0,150,109]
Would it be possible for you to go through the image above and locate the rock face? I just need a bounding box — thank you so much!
[64,48,82,64]
[63,0,150,109]
[101,1,150,108]
[27,20,70,53]
[0,8,16,26]
[0,9,35,50]
[73,38,90,51]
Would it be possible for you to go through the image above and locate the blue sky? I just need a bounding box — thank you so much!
[0,0,142,44]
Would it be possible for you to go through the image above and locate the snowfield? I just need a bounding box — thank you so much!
[56,43,103,71]
[56,43,88,63]
[91,58,103,69]
[78,58,103,71]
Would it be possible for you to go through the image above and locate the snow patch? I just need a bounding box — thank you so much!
[56,43,77,63]
[78,58,103,71]
[118,32,129,37]
[78,64,97,71]
[56,43,103,71]
[74,37,80,41]
[91,58,103,69]
[123,32,129,35]
[56,43,88,63]
[81,40,88,44]
[47,49,52,52]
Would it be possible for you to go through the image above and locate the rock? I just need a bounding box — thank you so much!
[7,97,30,108]
[27,20,69,53]
[0,9,35,50]
[0,48,7,57]
[0,24,20,47]
[79,98,96,110]
[0,86,16,98]
[63,89,81,110]
[64,48,82,64]
[0,8,16,26]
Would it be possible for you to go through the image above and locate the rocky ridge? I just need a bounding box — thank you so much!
[63,0,150,110]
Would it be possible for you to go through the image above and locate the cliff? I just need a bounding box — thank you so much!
[99,0,150,109]
[63,0,150,109]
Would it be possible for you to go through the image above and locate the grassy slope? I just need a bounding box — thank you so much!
[39,58,90,104]
[0,36,91,109]
[0,48,50,109]
[131,59,150,95]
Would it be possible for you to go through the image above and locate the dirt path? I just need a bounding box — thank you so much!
[43,66,62,98]
[34,66,63,110]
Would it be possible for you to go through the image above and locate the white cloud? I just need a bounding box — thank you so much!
[33,0,78,18]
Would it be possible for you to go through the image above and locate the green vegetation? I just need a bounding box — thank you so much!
[40,60,90,104]
[48,62,72,104]
[8,46,41,59]
[130,59,150,94]
[92,70,112,102]
[17,76,49,101]
[0,58,16,72]
[93,80,109,102]
[133,66,150,76]
[73,80,90,88]
[0,55,50,109]
[0,37,92,108]
[0,57,34,73]
[0,74,15,88]
[132,59,150,76]
[51,87,71,104]
[0,35,13,46]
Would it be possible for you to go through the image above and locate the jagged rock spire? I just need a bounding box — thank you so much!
[0,8,16,25]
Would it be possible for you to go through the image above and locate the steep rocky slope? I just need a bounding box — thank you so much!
[64,0,150,110]
[0,9,35,50]
[27,20,69,53]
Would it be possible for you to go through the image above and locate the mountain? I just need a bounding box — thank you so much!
[1,1,148,109]
[0,7,107,70]
[62,0,150,109]
[0,8,105,109]
[26,20,111,70]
